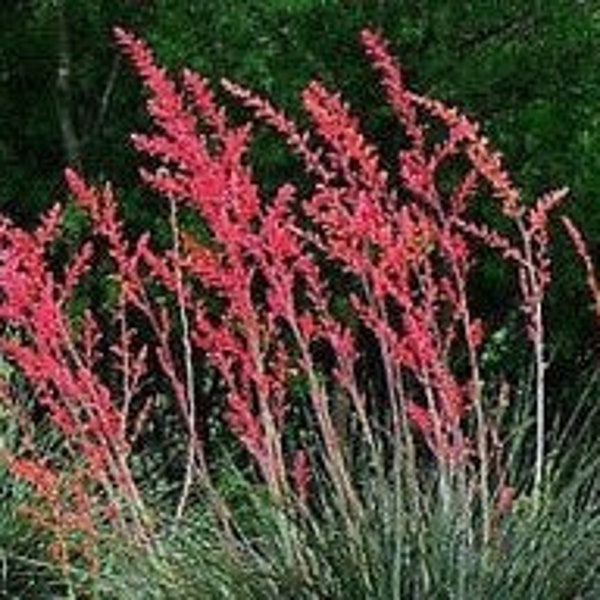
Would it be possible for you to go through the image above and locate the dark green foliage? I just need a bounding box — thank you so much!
[0,1,151,223]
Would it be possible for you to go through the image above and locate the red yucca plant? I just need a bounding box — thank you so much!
[0,27,592,569]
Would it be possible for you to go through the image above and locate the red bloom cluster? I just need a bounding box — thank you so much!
[0,26,579,563]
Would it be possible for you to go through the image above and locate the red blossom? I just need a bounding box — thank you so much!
[2,26,583,562]
[9,457,59,499]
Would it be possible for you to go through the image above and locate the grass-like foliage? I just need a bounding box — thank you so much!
[0,27,598,598]
[100,436,600,599]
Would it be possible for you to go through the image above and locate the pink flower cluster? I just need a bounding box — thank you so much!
[1,26,585,562]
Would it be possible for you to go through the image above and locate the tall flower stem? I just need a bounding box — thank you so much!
[518,219,546,510]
